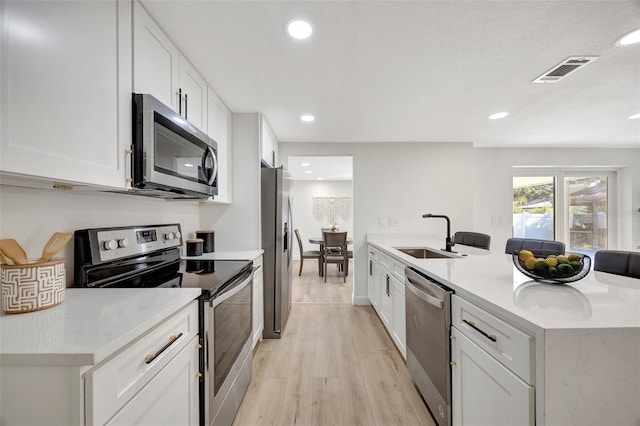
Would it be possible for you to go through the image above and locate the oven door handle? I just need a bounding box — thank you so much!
[406,276,444,309]
[210,269,253,307]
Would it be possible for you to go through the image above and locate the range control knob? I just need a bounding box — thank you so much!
[165,232,175,241]
[118,238,130,248]
[103,239,118,251]
[174,231,181,240]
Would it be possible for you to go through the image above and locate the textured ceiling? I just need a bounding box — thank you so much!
[141,0,640,148]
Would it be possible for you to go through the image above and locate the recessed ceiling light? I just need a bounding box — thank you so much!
[300,114,315,122]
[488,112,509,120]
[629,113,640,120]
[287,19,313,40]
[305,170,313,174]
[301,162,311,166]
[615,28,640,46]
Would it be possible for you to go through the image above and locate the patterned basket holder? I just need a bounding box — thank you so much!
[1,258,66,314]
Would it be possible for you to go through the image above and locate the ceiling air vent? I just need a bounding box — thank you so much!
[532,56,599,83]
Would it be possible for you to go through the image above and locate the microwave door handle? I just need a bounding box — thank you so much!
[207,146,218,185]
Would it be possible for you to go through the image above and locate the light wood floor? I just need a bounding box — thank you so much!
[292,259,353,304]
[233,261,435,426]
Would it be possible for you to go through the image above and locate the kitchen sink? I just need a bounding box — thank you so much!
[394,247,459,259]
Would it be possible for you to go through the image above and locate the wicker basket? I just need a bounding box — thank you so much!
[1,258,66,314]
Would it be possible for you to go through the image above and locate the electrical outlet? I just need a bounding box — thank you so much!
[388,217,398,226]
[378,217,386,227]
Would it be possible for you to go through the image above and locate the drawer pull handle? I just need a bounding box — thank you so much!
[462,319,497,342]
[144,332,184,364]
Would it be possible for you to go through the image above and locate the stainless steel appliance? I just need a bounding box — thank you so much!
[131,93,218,199]
[73,224,253,426]
[261,167,293,339]
[405,267,454,426]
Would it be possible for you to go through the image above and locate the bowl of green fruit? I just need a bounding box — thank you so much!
[513,250,591,284]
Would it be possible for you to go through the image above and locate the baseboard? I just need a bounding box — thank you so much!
[352,295,371,306]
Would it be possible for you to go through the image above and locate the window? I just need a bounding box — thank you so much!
[513,171,615,256]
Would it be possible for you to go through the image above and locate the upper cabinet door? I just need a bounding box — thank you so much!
[132,1,180,111]
[0,0,131,188]
[179,58,207,132]
[207,87,231,203]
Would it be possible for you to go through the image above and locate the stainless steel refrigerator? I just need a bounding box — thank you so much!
[261,166,293,339]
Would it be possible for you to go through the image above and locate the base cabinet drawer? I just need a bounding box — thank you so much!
[85,302,199,425]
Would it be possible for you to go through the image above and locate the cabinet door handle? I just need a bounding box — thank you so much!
[178,88,182,115]
[184,93,188,120]
[369,260,372,276]
[386,274,390,296]
[462,319,497,342]
[144,332,184,364]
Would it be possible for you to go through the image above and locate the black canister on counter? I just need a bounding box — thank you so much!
[195,230,215,253]
[186,238,204,257]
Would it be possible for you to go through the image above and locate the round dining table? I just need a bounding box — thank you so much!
[309,236,353,277]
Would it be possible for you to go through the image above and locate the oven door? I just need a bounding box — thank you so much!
[204,269,253,426]
[133,93,218,198]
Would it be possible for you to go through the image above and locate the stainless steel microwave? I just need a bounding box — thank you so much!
[131,93,218,199]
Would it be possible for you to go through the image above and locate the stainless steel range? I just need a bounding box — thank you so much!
[74,224,253,426]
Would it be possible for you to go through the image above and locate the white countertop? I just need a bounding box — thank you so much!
[368,236,640,333]
[0,288,201,366]
[181,249,263,261]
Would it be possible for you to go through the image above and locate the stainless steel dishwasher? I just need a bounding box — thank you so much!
[405,267,454,426]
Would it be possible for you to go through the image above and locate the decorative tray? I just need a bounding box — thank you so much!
[513,250,591,284]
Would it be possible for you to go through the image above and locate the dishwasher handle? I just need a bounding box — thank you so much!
[406,275,444,309]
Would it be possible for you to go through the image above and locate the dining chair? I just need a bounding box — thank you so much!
[505,238,565,257]
[453,231,491,250]
[294,229,321,276]
[594,250,640,279]
[323,231,347,282]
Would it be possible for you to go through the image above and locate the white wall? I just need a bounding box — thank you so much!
[280,142,640,305]
[280,142,476,305]
[290,180,353,260]
[0,185,200,286]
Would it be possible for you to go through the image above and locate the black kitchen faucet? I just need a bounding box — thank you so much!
[422,214,455,252]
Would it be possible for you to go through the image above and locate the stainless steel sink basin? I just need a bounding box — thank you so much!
[394,247,458,259]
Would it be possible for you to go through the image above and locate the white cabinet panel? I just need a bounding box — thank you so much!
[451,327,534,426]
[368,250,380,310]
[379,271,393,329]
[392,277,406,358]
[179,58,207,132]
[1,0,130,188]
[207,88,232,203]
[252,261,264,349]
[132,1,179,111]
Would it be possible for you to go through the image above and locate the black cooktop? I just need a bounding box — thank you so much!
[179,259,252,298]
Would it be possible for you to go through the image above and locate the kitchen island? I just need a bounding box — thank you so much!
[368,234,640,426]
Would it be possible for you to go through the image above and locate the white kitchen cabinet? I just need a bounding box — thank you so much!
[104,335,200,426]
[179,58,208,132]
[252,255,264,349]
[392,277,406,357]
[260,116,278,167]
[132,0,179,111]
[379,270,394,329]
[0,0,131,189]
[133,1,207,131]
[451,328,534,426]
[451,295,535,426]
[206,87,232,204]
[368,246,380,311]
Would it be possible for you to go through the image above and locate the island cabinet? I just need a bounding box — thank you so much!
[450,295,535,426]
[367,244,407,359]
[0,0,131,189]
